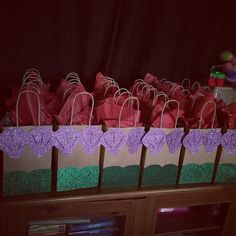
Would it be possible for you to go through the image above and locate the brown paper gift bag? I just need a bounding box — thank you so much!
[55,92,103,192]
[215,129,236,183]
[2,90,53,196]
[142,100,184,187]
[101,96,145,188]
[180,101,221,184]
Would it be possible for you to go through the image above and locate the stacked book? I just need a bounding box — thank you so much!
[28,216,122,236]
[67,217,119,236]
[28,224,66,236]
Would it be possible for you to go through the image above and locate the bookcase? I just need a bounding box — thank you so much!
[1,184,236,236]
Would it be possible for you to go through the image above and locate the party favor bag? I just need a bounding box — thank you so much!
[55,92,103,191]
[94,87,140,125]
[215,129,236,182]
[101,97,145,188]
[1,90,53,196]
[142,100,184,187]
[180,101,221,184]
[92,74,120,103]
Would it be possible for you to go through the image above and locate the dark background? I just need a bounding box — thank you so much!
[1,0,236,115]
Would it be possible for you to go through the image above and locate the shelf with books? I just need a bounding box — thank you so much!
[28,215,126,236]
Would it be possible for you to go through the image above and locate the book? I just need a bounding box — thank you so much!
[68,219,115,232]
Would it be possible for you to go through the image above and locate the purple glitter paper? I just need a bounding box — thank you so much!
[166,128,185,154]
[0,127,27,159]
[77,126,103,153]
[183,129,204,154]
[127,128,145,153]
[27,127,55,157]
[54,127,80,155]
[221,130,236,154]
[202,129,222,153]
[101,128,127,154]
[142,129,166,154]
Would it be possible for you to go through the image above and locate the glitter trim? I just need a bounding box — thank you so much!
[142,129,166,154]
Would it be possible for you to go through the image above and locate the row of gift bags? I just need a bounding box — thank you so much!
[1,88,236,196]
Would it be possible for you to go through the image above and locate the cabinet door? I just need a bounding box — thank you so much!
[7,206,26,236]
[24,199,136,236]
[154,203,229,236]
[142,186,236,236]
[147,189,234,236]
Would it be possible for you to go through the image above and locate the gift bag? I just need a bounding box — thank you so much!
[6,69,44,112]
[56,80,88,125]
[94,92,140,125]
[93,73,119,101]
[55,92,103,191]
[215,129,236,182]
[1,90,53,196]
[180,101,221,184]
[215,102,236,182]
[143,73,160,88]
[181,77,191,89]
[56,72,83,99]
[101,97,145,188]
[142,100,184,187]
[7,72,53,126]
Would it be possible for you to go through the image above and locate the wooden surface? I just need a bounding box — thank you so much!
[1,184,236,207]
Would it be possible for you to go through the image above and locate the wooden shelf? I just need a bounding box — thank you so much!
[154,225,221,235]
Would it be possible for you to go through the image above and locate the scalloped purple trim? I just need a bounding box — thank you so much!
[77,126,103,154]
[127,128,145,153]
[27,127,55,157]
[166,128,185,154]
[0,127,27,159]
[183,129,203,154]
[54,127,80,155]
[202,129,222,153]
[101,128,127,155]
[221,130,236,154]
[142,129,166,154]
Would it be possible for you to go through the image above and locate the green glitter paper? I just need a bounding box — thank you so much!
[142,164,178,187]
[179,163,214,184]
[102,165,140,188]
[57,166,99,191]
[3,169,51,196]
[216,164,236,182]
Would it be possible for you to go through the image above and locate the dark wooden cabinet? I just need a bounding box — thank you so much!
[154,204,228,235]
[1,184,236,236]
